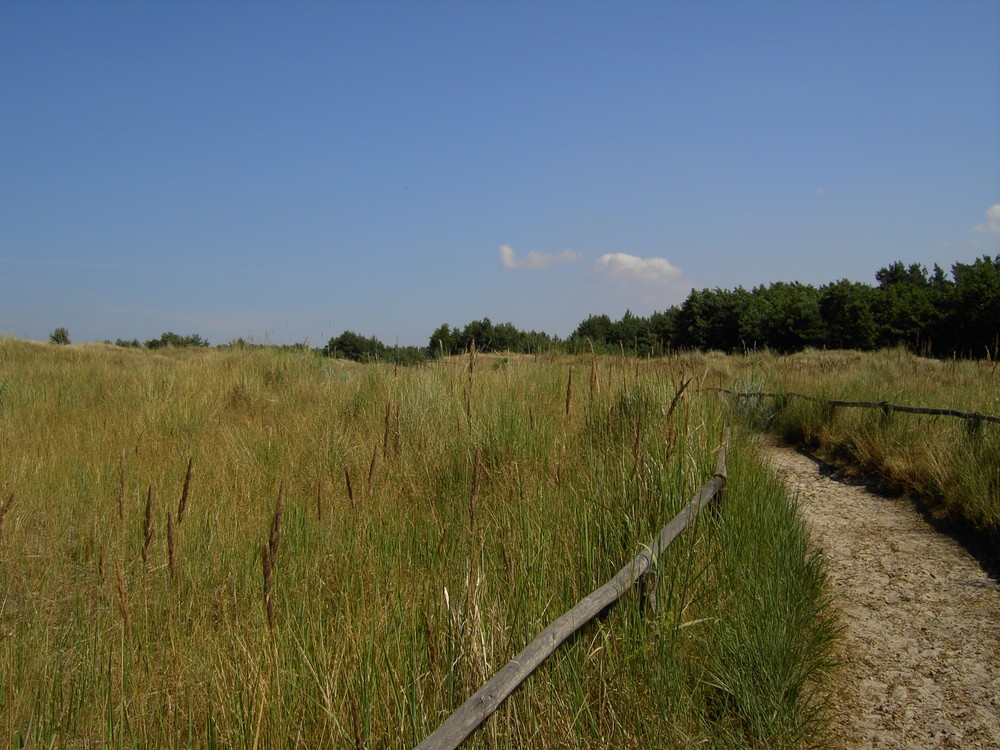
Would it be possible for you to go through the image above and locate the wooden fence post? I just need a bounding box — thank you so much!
[879,401,892,426]
[638,569,658,617]
[966,414,983,436]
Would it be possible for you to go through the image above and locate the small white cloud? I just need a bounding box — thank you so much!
[595,253,683,283]
[972,203,1000,234]
[498,245,583,270]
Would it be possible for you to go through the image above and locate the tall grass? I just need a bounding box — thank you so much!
[728,348,1000,537]
[0,340,834,747]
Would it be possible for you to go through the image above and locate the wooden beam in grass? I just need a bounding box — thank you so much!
[704,388,1000,425]
[416,433,729,750]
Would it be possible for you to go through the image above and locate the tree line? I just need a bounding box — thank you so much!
[57,254,998,361]
[576,255,998,358]
[317,255,998,362]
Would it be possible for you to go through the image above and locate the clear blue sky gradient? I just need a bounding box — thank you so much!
[3,2,999,346]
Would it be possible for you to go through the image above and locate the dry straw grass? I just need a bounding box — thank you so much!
[0,339,835,748]
[738,348,1000,534]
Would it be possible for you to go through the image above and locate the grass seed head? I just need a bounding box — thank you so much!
[344,466,355,509]
[268,483,284,565]
[364,443,378,499]
[177,457,193,525]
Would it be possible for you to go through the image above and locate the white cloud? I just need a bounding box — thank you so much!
[972,203,1000,234]
[498,245,583,270]
[595,253,683,283]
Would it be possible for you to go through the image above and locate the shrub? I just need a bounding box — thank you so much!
[49,327,70,345]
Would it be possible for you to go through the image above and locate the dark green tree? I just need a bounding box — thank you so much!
[49,327,70,345]
[873,262,936,350]
[456,318,496,352]
[145,332,210,349]
[647,309,679,353]
[490,322,523,352]
[819,280,877,350]
[323,331,386,362]
[674,288,752,352]
[946,254,1000,357]
[427,324,456,357]
[570,314,614,352]
[755,282,823,353]
[384,345,428,366]
[674,289,713,349]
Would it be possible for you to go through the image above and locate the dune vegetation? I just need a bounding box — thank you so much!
[728,348,1000,543]
[0,340,840,748]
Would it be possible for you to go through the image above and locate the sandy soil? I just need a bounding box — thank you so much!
[762,440,1000,749]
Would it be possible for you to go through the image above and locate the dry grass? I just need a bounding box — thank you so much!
[0,339,835,748]
[730,348,1000,534]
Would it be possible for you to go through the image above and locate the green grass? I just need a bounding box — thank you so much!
[726,348,1000,537]
[0,340,836,748]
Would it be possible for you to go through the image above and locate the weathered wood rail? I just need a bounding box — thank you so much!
[705,389,1000,430]
[415,435,729,750]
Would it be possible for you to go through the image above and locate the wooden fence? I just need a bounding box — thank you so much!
[706,389,1000,432]
[415,435,729,750]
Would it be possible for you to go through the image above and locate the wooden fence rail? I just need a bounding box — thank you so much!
[415,436,729,750]
[703,389,1000,428]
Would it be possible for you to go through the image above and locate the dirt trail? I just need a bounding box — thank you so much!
[762,441,1000,749]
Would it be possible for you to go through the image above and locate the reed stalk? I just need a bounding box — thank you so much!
[142,485,154,564]
[364,443,378,500]
[261,543,274,630]
[565,367,573,416]
[117,450,126,522]
[344,465,355,509]
[115,561,132,638]
[382,400,392,458]
[261,484,285,630]
[268,483,284,566]
[177,457,193,525]
[0,492,13,543]
[166,511,176,578]
[468,447,481,529]
[631,410,643,477]
[589,352,598,407]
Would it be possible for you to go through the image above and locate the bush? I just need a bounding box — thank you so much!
[145,332,210,349]
[49,327,70,345]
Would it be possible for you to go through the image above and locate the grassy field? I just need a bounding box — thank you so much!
[0,341,836,748]
[723,348,1000,540]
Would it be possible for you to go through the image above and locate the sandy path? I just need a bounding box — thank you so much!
[762,441,1000,749]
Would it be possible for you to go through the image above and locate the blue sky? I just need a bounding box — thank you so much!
[2,1,998,347]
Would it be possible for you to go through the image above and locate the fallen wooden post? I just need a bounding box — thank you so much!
[415,435,728,750]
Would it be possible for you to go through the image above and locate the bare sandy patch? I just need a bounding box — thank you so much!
[762,440,1000,749]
